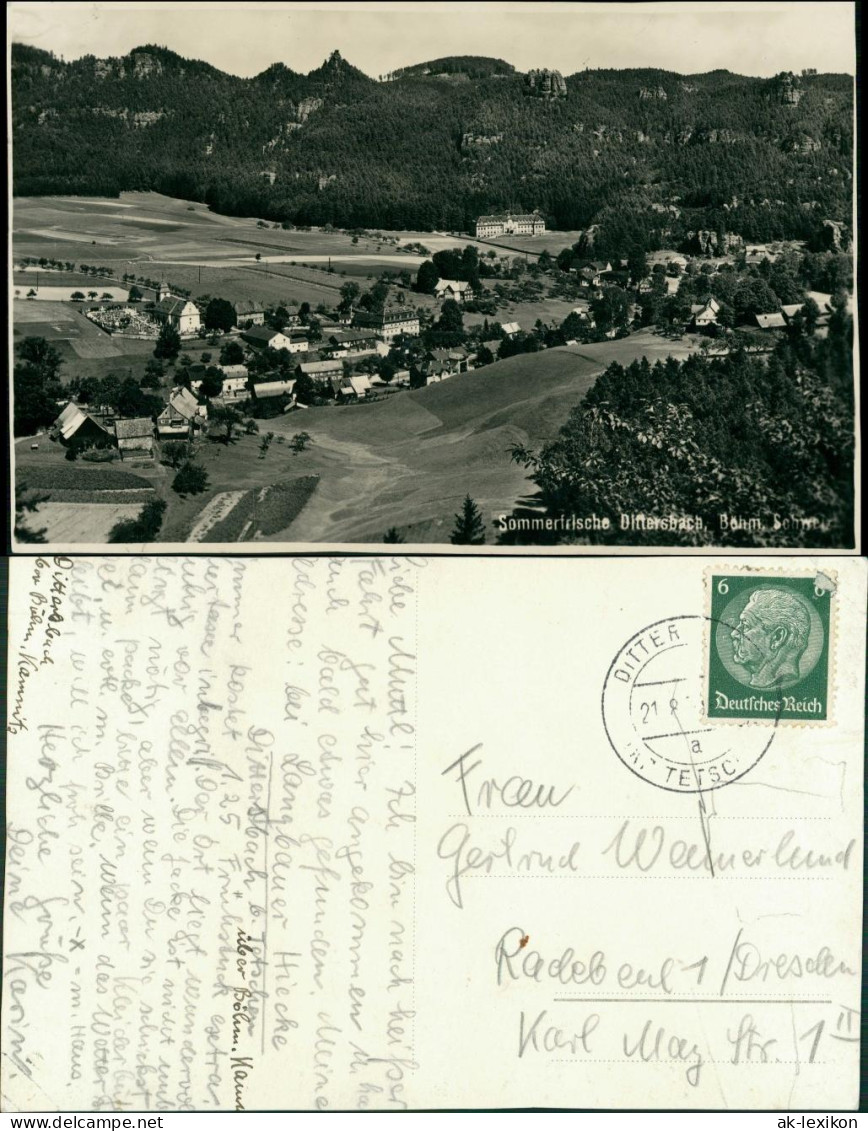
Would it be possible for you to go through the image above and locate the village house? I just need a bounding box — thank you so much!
[434,279,471,302]
[576,261,613,286]
[233,299,266,326]
[220,375,251,401]
[418,348,471,384]
[352,306,420,341]
[219,361,248,380]
[501,321,521,337]
[475,211,546,238]
[371,367,410,387]
[218,363,249,381]
[324,330,383,358]
[297,358,344,388]
[690,297,721,329]
[745,246,778,267]
[53,402,113,448]
[156,386,205,440]
[781,303,804,321]
[241,325,309,353]
[151,285,201,336]
[601,267,630,287]
[284,328,311,352]
[806,291,835,329]
[114,417,155,461]
[755,311,787,330]
[570,307,594,327]
[249,378,296,406]
[330,373,372,400]
[202,369,250,401]
[419,360,455,384]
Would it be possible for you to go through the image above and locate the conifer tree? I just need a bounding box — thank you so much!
[450,495,486,545]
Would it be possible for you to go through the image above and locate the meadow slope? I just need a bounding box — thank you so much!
[255,331,700,544]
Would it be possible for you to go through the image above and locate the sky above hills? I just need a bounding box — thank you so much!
[10,1,856,79]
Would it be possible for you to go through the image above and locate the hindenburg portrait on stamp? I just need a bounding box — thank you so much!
[730,587,812,689]
[708,572,831,722]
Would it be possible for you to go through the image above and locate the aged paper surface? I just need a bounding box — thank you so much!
[2,555,864,1111]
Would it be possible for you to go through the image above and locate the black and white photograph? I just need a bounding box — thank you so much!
[7,1,858,551]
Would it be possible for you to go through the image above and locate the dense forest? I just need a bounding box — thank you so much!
[504,301,854,548]
[11,43,853,247]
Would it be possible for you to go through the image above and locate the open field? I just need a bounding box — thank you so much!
[13,194,580,310]
[62,443,322,545]
[15,192,425,267]
[15,269,129,286]
[12,283,130,301]
[465,295,589,331]
[31,502,146,542]
[13,296,203,381]
[17,195,572,262]
[11,299,131,359]
[184,476,321,542]
[16,464,155,492]
[471,230,584,258]
[13,195,589,356]
[188,490,248,541]
[14,299,79,326]
[13,194,429,318]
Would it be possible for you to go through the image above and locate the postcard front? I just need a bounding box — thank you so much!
[2,554,863,1111]
[6,1,858,555]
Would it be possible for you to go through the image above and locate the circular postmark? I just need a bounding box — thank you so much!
[602,616,776,793]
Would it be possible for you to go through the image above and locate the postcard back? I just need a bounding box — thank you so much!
[2,555,864,1110]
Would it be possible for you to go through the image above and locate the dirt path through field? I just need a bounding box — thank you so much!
[270,435,407,542]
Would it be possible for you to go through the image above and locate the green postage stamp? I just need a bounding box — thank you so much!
[706,569,834,723]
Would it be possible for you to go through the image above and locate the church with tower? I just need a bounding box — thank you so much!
[151,281,202,336]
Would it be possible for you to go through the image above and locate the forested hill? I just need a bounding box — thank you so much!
[11,42,853,246]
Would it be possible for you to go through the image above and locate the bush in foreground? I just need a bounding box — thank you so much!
[108,499,167,543]
[172,461,209,495]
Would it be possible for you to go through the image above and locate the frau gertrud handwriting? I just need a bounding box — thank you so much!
[3,556,420,1112]
[436,748,856,911]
